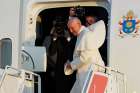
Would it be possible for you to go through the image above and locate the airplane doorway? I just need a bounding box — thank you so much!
[35,6,108,93]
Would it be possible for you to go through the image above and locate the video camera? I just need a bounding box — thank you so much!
[74,6,85,18]
[51,16,67,38]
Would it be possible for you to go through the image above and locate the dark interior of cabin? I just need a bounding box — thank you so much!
[35,6,108,93]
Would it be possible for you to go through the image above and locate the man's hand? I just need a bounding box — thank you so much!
[64,61,73,75]
[66,62,72,70]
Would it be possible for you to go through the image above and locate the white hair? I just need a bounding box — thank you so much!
[67,17,81,26]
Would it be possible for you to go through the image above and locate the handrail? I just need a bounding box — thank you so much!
[91,63,127,93]
[0,66,41,93]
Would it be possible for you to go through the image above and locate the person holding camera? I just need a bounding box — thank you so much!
[69,7,76,19]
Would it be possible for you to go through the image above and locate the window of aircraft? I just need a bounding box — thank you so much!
[0,38,12,69]
[35,6,108,93]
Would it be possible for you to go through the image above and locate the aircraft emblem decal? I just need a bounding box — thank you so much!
[118,10,140,38]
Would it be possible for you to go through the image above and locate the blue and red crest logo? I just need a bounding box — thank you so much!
[119,10,140,38]
[122,20,136,34]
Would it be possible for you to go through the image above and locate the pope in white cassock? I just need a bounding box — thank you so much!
[64,18,106,93]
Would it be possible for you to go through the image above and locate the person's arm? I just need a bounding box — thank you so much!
[70,49,96,71]
[70,30,104,71]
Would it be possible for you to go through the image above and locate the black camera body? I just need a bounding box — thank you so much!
[75,6,85,18]
[51,16,67,38]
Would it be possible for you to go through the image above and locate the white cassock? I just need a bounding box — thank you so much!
[65,20,106,93]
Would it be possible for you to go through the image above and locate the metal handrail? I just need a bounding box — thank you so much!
[91,63,127,93]
[0,66,41,93]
